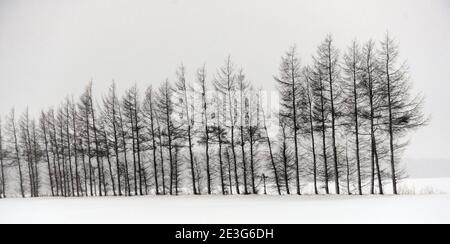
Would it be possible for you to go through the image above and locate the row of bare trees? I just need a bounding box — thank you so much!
[0,33,426,198]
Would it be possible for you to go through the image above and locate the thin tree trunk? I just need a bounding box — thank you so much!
[373,136,384,194]
[239,124,248,194]
[149,96,160,195]
[319,74,330,194]
[157,123,166,195]
[202,82,212,195]
[345,141,352,195]
[239,85,249,194]
[133,96,144,196]
[307,86,319,195]
[80,142,88,196]
[89,94,104,197]
[385,47,398,195]
[129,105,138,196]
[31,124,40,197]
[217,104,226,195]
[281,126,290,195]
[59,120,68,196]
[164,91,175,195]
[351,56,363,195]
[226,147,233,195]
[261,106,281,195]
[50,114,62,196]
[71,104,81,197]
[65,105,75,196]
[118,107,131,196]
[291,66,301,195]
[103,128,116,196]
[111,95,123,196]
[327,42,340,195]
[12,115,25,198]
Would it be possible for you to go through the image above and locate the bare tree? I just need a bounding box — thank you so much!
[342,40,364,195]
[175,65,198,195]
[215,56,241,194]
[310,64,330,194]
[156,80,176,195]
[78,90,95,196]
[361,40,384,194]
[123,86,143,195]
[303,67,319,195]
[275,46,303,195]
[196,65,213,194]
[143,86,160,195]
[39,112,55,197]
[7,109,25,197]
[379,33,427,194]
[103,82,123,196]
[314,35,343,194]
[212,91,227,194]
[19,109,37,197]
[236,69,251,194]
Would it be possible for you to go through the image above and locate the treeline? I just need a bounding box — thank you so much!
[0,34,426,198]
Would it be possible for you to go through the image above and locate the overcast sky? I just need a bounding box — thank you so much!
[0,0,449,161]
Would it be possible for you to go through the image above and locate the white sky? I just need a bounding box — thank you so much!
[0,0,449,160]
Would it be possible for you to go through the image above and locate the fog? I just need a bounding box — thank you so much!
[0,0,449,164]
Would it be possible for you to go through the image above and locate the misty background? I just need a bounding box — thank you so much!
[0,0,449,178]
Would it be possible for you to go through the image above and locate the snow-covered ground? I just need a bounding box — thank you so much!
[0,178,449,224]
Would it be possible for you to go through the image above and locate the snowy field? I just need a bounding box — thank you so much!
[0,178,449,224]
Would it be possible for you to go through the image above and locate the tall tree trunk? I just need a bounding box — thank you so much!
[31,123,40,197]
[291,66,301,195]
[148,94,160,195]
[164,91,175,195]
[217,103,226,195]
[80,142,88,196]
[307,84,319,195]
[157,123,166,195]
[59,120,68,196]
[327,42,340,195]
[133,96,144,196]
[351,57,363,195]
[118,107,131,196]
[84,107,94,196]
[71,104,81,197]
[89,93,104,197]
[187,124,197,195]
[239,83,249,194]
[65,105,75,196]
[227,92,240,195]
[50,114,62,196]
[103,128,116,196]
[24,116,36,197]
[129,106,138,196]
[319,75,330,194]
[201,77,212,195]
[385,45,398,195]
[12,115,25,198]
[111,94,122,196]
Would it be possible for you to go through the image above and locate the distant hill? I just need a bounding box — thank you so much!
[406,158,450,178]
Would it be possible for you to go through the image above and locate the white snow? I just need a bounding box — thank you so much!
[1,178,449,224]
